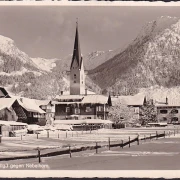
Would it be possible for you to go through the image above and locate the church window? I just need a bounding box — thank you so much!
[85,106,91,112]
[66,107,70,113]
[171,109,178,114]
[160,110,168,114]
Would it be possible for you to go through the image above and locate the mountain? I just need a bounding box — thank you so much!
[0,35,102,99]
[88,16,180,95]
[60,49,123,71]
[31,57,59,72]
[0,35,66,99]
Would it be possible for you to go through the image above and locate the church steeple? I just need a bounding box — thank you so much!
[70,20,85,95]
[70,19,83,70]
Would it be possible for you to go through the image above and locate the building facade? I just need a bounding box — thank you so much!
[155,98,180,124]
[54,21,111,122]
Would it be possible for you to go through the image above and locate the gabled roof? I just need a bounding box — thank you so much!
[17,97,46,114]
[112,93,145,106]
[0,87,11,98]
[70,21,83,70]
[0,98,16,111]
[155,97,180,107]
[10,95,46,114]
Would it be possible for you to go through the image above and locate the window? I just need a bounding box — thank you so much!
[160,110,168,114]
[85,106,92,112]
[74,74,76,79]
[74,108,80,114]
[66,107,70,113]
[162,117,167,122]
[171,109,178,114]
[171,117,178,122]
[97,106,103,112]
[82,81,83,84]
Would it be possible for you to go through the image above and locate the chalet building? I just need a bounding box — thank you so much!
[111,94,146,121]
[54,94,111,120]
[54,21,112,122]
[155,97,180,124]
[0,88,46,125]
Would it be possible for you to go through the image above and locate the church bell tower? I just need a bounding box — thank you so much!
[70,20,85,95]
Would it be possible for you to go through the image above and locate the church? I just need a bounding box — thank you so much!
[54,21,112,122]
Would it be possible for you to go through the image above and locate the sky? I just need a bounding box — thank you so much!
[0,6,180,59]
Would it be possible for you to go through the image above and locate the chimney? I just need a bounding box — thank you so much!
[166,97,168,105]
[20,97,23,103]
[60,91,63,95]
[85,89,87,96]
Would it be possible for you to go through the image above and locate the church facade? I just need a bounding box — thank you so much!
[54,21,112,121]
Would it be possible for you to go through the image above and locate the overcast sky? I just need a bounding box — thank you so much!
[0,6,179,59]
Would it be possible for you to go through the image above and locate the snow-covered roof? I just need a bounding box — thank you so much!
[60,90,96,95]
[112,94,145,106]
[155,97,180,107]
[0,120,28,126]
[0,98,16,111]
[17,98,46,114]
[35,99,51,106]
[55,94,109,104]
[54,119,113,125]
[82,95,109,104]
[56,95,84,101]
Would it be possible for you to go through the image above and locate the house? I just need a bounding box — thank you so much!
[35,100,55,125]
[54,94,111,120]
[53,21,112,125]
[0,89,46,125]
[155,97,180,124]
[111,93,146,121]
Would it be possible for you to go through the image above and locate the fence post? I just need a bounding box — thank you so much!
[47,130,49,138]
[129,136,130,148]
[38,148,41,163]
[137,136,139,145]
[37,133,38,139]
[156,131,158,140]
[164,131,165,138]
[121,140,123,149]
[96,142,98,154]
[69,145,72,158]
[108,137,110,150]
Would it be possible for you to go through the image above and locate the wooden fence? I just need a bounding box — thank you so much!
[0,129,178,162]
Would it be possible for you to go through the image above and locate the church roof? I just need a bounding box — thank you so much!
[70,21,83,70]
[55,94,110,105]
